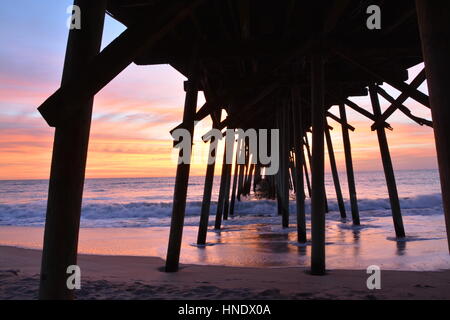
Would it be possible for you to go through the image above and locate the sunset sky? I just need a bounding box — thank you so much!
[0,0,438,180]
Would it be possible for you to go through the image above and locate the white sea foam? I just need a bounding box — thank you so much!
[0,171,444,228]
[0,193,443,228]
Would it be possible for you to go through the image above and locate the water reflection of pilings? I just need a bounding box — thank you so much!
[396,239,407,256]
[352,228,361,258]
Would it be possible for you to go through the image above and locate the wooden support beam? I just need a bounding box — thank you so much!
[237,162,245,201]
[416,0,450,251]
[345,99,393,130]
[292,88,307,243]
[229,145,239,216]
[335,49,430,108]
[289,154,296,192]
[253,164,262,193]
[325,122,346,219]
[376,86,433,127]
[172,38,317,133]
[223,157,233,220]
[237,139,250,201]
[276,105,290,228]
[339,103,360,225]
[38,0,203,127]
[243,143,250,194]
[310,54,326,276]
[170,101,220,135]
[214,144,229,229]
[371,69,427,130]
[305,134,328,212]
[218,83,279,130]
[39,0,107,300]
[244,164,255,196]
[327,111,355,132]
[197,112,221,245]
[369,85,406,238]
[165,74,199,272]
[135,39,420,66]
[303,151,312,198]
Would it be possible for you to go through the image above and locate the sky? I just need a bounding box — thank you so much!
[0,0,438,180]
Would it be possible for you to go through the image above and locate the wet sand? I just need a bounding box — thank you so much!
[1,246,450,300]
[1,220,449,271]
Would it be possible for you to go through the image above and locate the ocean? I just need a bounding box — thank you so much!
[1,169,449,271]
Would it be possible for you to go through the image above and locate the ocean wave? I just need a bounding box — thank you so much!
[0,193,443,228]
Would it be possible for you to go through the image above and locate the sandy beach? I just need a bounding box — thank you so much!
[1,246,450,300]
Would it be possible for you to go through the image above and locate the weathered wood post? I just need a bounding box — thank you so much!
[277,104,290,228]
[289,153,297,192]
[39,0,106,300]
[369,85,405,238]
[306,135,328,212]
[214,144,228,229]
[325,122,346,219]
[339,103,360,225]
[253,164,262,192]
[244,164,255,196]
[237,140,246,201]
[165,63,199,272]
[229,142,239,216]
[310,54,326,275]
[303,146,312,198]
[197,114,221,245]
[288,155,295,191]
[292,88,307,243]
[416,0,450,250]
[222,151,233,220]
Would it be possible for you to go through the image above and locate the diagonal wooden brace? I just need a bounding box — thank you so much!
[38,0,204,127]
[335,49,429,108]
[371,69,427,130]
[376,85,433,128]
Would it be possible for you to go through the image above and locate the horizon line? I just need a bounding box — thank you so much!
[0,167,440,182]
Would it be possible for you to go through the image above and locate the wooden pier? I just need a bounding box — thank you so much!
[36,0,449,298]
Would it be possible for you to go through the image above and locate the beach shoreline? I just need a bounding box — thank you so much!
[1,246,450,300]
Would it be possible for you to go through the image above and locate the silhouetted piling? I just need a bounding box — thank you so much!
[165,71,199,272]
[229,144,239,216]
[39,0,107,300]
[416,0,450,250]
[325,123,346,219]
[310,54,326,276]
[339,103,360,225]
[292,87,307,243]
[369,85,405,238]
[35,1,448,280]
[197,114,221,245]
[214,144,229,229]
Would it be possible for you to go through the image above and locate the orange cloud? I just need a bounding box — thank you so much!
[0,61,439,180]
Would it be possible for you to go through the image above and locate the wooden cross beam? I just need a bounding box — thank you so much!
[219,83,280,130]
[299,92,356,132]
[326,111,356,132]
[376,86,433,127]
[170,39,316,132]
[344,98,393,131]
[334,49,430,108]
[371,69,427,130]
[38,0,204,127]
[170,80,274,134]
[329,87,392,130]
[170,101,222,135]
